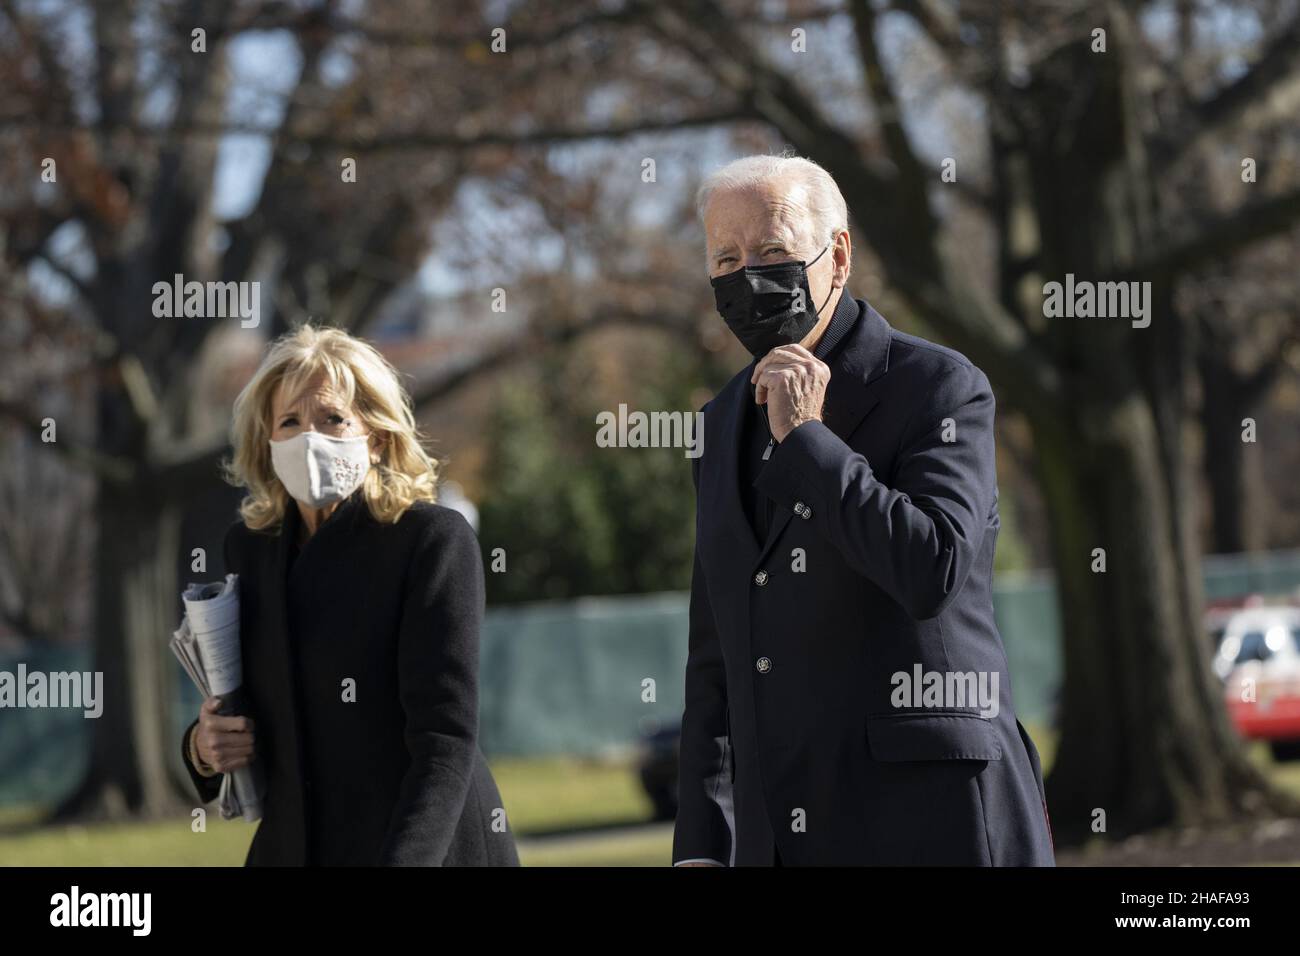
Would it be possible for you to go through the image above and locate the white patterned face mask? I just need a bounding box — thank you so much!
[269,431,371,509]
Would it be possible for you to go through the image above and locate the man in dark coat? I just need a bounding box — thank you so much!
[673,154,1055,867]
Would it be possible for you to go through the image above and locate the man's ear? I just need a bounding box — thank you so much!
[833,230,852,287]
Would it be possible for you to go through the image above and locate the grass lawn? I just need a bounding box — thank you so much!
[0,755,659,866]
[3,723,1299,866]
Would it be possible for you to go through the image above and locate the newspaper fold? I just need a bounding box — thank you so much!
[170,573,264,822]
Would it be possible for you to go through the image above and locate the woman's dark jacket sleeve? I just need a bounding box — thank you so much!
[379,509,484,865]
[181,720,223,804]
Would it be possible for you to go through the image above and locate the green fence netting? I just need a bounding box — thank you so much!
[4,549,1299,806]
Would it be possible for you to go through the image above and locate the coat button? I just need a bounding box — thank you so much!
[795,501,812,519]
[753,570,769,586]
[756,656,772,674]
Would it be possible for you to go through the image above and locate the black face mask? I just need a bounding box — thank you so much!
[710,244,834,358]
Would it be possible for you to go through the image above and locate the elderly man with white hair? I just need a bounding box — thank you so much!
[673,153,1056,867]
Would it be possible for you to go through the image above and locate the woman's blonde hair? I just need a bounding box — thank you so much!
[224,324,438,531]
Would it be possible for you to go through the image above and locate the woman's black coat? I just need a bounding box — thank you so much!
[181,491,519,866]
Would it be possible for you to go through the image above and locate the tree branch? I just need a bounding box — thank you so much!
[210,1,847,50]
[0,399,135,484]
[889,0,964,59]
[410,310,694,411]
[633,0,1061,413]
[1122,185,1300,282]
[849,0,937,233]
[35,253,94,305]
[0,0,76,120]
[152,436,232,497]
[0,110,755,151]
[1242,316,1300,401]
[1155,11,1300,169]
[211,3,646,51]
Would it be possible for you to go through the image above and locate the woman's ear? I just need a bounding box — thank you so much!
[369,432,387,465]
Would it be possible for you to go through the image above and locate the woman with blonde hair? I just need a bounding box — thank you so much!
[180,323,518,866]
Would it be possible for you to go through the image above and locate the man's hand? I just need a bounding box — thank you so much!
[752,344,830,442]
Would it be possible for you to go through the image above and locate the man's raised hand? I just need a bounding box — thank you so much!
[752,344,830,441]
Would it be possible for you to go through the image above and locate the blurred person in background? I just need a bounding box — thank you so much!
[182,325,517,866]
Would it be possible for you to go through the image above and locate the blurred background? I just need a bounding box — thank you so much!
[1,0,1299,866]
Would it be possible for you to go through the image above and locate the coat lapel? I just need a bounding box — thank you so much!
[271,503,297,643]
[710,366,763,557]
[820,299,891,444]
[751,297,893,569]
[266,502,308,843]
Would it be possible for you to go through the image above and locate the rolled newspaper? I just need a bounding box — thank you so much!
[170,574,264,822]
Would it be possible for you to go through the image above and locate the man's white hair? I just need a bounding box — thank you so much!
[696,153,849,252]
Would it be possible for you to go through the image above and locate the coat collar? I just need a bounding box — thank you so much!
[276,489,369,579]
[819,297,891,441]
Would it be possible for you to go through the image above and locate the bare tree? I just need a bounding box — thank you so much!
[0,0,722,819]
[560,0,1300,840]
[0,0,491,818]
[4,0,1299,841]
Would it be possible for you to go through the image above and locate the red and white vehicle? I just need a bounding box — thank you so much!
[1215,605,1300,761]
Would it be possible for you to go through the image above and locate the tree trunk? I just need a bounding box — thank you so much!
[1007,26,1300,842]
[51,485,191,821]
[1034,393,1295,843]
[1199,357,1262,554]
